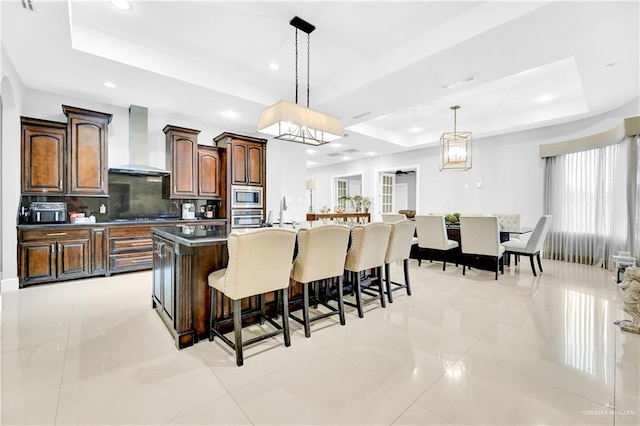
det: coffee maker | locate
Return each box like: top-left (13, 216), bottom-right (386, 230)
top-left (181, 203), bottom-right (195, 220)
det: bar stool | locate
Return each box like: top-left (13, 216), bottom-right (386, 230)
top-left (290, 225), bottom-right (351, 337)
top-left (208, 228), bottom-right (297, 366)
top-left (384, 220), bottom-right (416, 303)
top-left (344, 222), bottom-right (392, 318)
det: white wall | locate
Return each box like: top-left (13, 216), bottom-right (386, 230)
top-left (309, 98), bottom-right (640, 228)
top-left (1, 45), bottom-right (25, 291)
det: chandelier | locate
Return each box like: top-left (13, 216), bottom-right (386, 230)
top-left (439, 105), bottom-right (472, 171)
top-left (257, 16), bottom-right (344, 146)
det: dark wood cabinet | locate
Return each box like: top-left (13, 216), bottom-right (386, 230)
top-left (18, 227), bottom-right (91, 286)
top-left (91, 227), bottom-right (107, 274)
top-left (164, 125), bottom-right (200, 198)
top-left (108, 225), bottom-right (154, 274)
top-left (152, 235), bottom-right (176, 328)
top-left (197, 145), bottom-right (221, 198)
top-left (63, 105), bottom-right (112, 196)
top-left (214, 133), bottom-right (267, 187)
top-left (20, 117), bottom-right (66, 195)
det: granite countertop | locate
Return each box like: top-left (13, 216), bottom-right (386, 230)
top-left (152, 223), bottom-right (231, 247)
top-left (17, 218), bottom-right (227, 229)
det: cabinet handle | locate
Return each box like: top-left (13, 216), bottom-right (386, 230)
top-left (51, 243), bottom-right (56, 253)
top-left (59, 180), bottom-right (63, 189)
top-left (47, 232), bottom-right (67, 236)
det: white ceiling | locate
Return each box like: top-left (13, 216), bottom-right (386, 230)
top-left (3, 1), bottom-right (639, 167)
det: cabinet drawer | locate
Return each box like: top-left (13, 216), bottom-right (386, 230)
top-left (108, 225), bottom-right (153, 239)
top-left (19, 227), bottom-right (90, 242)
top-left (109, 252), bottom-right (153, 273)
top-left (110, 238), bottom-right (153, 253)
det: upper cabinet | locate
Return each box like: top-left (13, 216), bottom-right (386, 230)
top-left (63, 105), bottom-right (112, 196)
top-left (197, 145), bottom-right (222, 198)
top-left (214, 133), bottom-right (267, 187)
top-left (163, 125), bottom-right (199, 199)
top-left (21, 117), bottom-right (66, 195)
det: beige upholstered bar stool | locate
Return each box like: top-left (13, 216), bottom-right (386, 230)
top-left (344, 222), bottom-right (392, 318)
top-left (208, 228), bottom-right (297, 366)
top-left (290, 225), bottom-right (351, 337)
top-left (384, 220), bottom-right (416, 303)
top-left (459, 216), bottom-right (505, 280)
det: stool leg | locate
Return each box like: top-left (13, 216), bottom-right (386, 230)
top-left (385, 262), bottom-right (393, 303)
top-left (353, 271), bottom-right (364, 318)
top-left (209, 287), bottom-right (217, 341)
top-left (313, 281), bottom-right (319, 309)
top-left (281, 289), bottom-right (291, 347)
top-left (233, 299), bottom-right (243, 367)
top-left (404, 259), bottom-right (411, 296)
top-left (337, 275), bottom-right (346, 326)
top-left (377, 266), bottom-right (386, 308)
top-left (536, 253), bottom-right (543, 272)
top-left (302, 282), bottom-right (311, 338)
top-left (259, 294), bottom-right (265, 325)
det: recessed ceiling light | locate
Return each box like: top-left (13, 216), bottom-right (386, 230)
top-left (109, 0), bottom-right (133, 11)
top-left (306, 149), bottom-right (316, 154)
top-left (332, 142), bottom-right (343, 148)
top-left (306, 160), bottom-right (319, 166)
top-left (408, 126), bottom-right (422, 133)
top-left (103, 81), bottom-right (116, 89)
top-left (535, 94), bottom-right (555, 102)
top-left (441, 76), bottom-right (474, 90)
top-left (342, 156), bottom-right (350, 161)
top-left (367, 151), bottom-right (376, 156)
top-left (221, 110), bottom-right (239, 118)
top-left (269, 63), bottom-right (279, 71)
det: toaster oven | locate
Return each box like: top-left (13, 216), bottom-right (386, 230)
top-left (29, 202), bottom-right (67, 223)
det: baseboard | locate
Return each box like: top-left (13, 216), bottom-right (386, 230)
top-left (1, 277), bottom-right (19, 292)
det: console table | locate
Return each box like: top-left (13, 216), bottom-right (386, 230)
top-left (306, 212), bottom-right (370, 224)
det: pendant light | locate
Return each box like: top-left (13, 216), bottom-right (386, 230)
top-left (439, 105), bottom-right (472, 171)
top-left (257, 16), bottom-right (344, 146)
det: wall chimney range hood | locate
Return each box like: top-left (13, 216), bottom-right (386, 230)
top-left (109, 105), bottom-right (170, 176)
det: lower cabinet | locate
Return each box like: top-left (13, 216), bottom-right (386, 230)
top-left (108, 225), bottom-right (154, 274)
top-left (18, 228), bottom-right (91, 286)
top-left (152, 235), bottom-right (176, 327)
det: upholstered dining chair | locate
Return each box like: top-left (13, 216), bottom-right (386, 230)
top-left (384, 220), bottom-right (416, 303)
top-left (381, 213), bottom-right (407, 223)
top-left (415, 215), bottom-right (459, 270)
top-left (344, 222), bottom-right (392, 318)
top-left (459, 216), bottom-right (505, 280)
top-left (493, 213), bottom-right (521, 241)
top-left (290, 225), bottom-right (350, 337)
top-left (208, 228), bottom-right (297, 366)
top-left (502, 215), bottom-right (552, 277)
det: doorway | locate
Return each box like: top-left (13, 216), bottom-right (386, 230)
top-left (376, 166), bottom-right (418, 219)
top-left (331, 172), bottom-right (363, 211)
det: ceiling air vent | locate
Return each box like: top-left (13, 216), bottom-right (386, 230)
top-left (21, 0), bottom-right (34, 11)
top-left (326, 152), bottom-right (342, 157)
top-left (343, 148), bottom-right (360, 153)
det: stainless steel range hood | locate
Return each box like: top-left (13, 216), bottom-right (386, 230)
top-left (109, 105), bottom-right (170, 176)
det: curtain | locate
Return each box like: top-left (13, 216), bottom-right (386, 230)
top-left (544, 138), bottom-right (628, 268)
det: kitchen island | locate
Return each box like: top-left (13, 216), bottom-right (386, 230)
top-left (152, 224), bottom-right (230, 349)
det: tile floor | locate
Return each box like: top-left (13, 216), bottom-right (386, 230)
top-left (1, 259), bottom-right (639, 425)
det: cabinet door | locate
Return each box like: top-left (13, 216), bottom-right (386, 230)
top-left (247, 143), bottom-right (264, 186)
top-left (64, 106), bottom-right (112, 195)
top-left (161, 241), bottom-right (176, 322)
top-left (198, 146), bottom-right (220, 198)
top-left (21, 119), bottom-right (66, 194)
top-left (19, 242), bottom-right (57, 285)
top-left (231, 143), bottom-right (248, 185)
top-left (57, 239), bottom-right (90, 279)
top-left (152, 237), bottom-right (164, 307)
top-left (91, 228), bottom-right (107, 274)
top-left (164, 126), bottom-right (199, 198)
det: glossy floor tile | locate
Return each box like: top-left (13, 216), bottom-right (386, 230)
top-left (1, 259), bottom-right (639, 425)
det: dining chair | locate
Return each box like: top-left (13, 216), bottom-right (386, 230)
top-left (344, 222), bottom-right (392, 318)
top-left (208, 228), bottom-right (297, 366)
top-left (415, 215), bottom-right (459, 270)
top-left (384, 220), bottom-right (416, 303)
top-left (502, 215), bottom-right (552, 276)
top-left (493, 213), bottom-right (521, 231)
top-left (290, 225), bottom-right (350, 337)
top-left (459, 216), bottom-right (505, 280)
top-left (382, 213), bottom-right (407, 223)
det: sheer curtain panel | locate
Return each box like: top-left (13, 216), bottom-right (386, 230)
top-left (544, 139), bottom-right (628, 268)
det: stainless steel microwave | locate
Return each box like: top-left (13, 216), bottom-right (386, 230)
top-left (231, 185), bottom-right (263, 209)
top-left (29, 202), bottom-right (67, 223)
